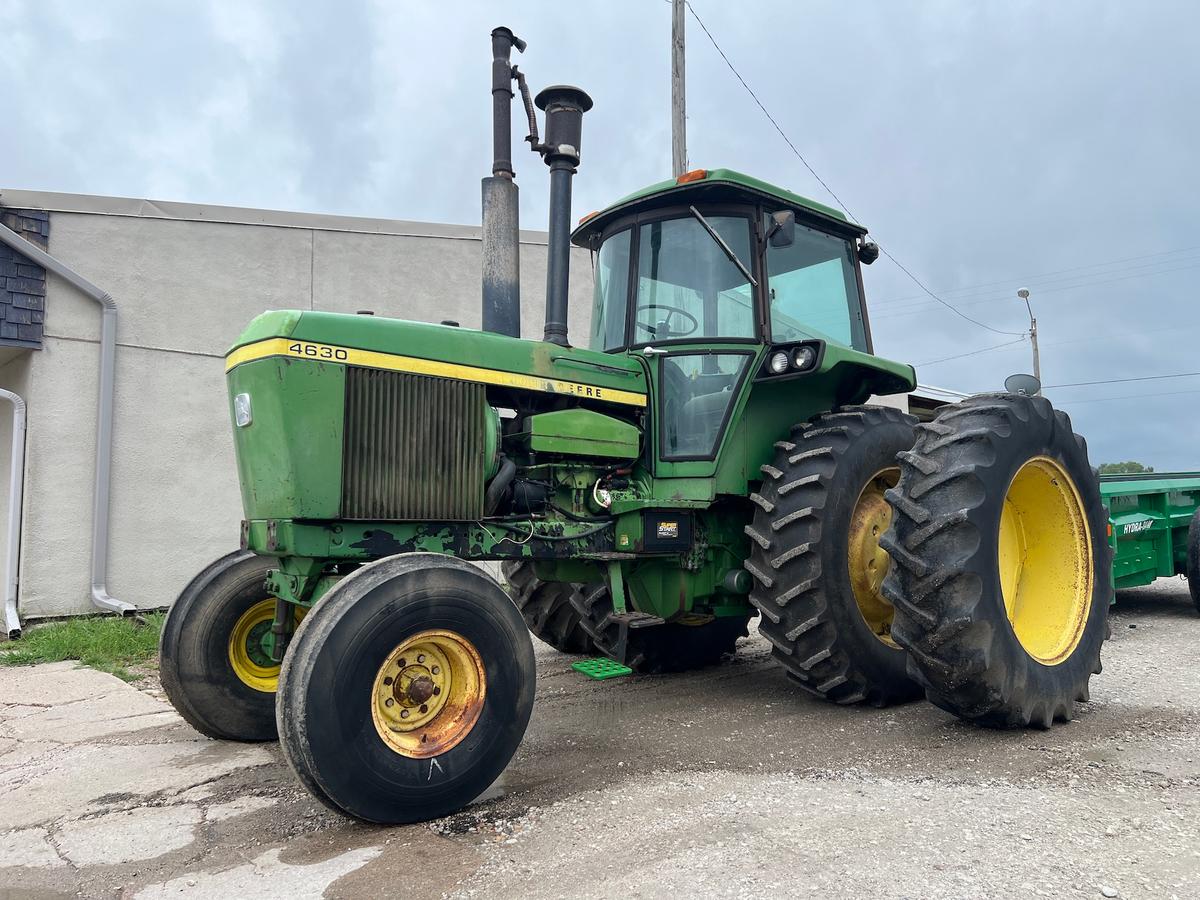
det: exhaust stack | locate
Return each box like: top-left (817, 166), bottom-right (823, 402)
top-left (481, 26), bottom-right (525, 338)
top-left (535, 85), bottom-right (592, 347)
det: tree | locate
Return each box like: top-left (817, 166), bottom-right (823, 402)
top-left (1097, 461), bottom-right (1155, 475)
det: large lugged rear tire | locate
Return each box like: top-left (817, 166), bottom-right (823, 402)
top-left (1186, 510), bottom-right (1200, 615)
top-left (881, 393), bottom-right (1112, 728)
top-left (276, 553), bottom-right (535, 824)
top-left (745, 405), bottom-right (923, 706)
top-left (159, 551), bottom-right (299, 741)
top-left (570, 583), bottom-right (749, 674)
top-left (501, 561), bottom-right (594, 653)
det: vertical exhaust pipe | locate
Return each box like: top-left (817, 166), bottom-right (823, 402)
top-left (481, 26), bottom-right (525, 338)
top-left (535, 86), bottom-right (593, 347)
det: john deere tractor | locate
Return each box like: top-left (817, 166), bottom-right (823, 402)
top-left (160, 28), bottom-right (1111, 824)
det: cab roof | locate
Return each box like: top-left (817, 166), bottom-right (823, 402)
top-left (571, 167), bottom-right (866, 248)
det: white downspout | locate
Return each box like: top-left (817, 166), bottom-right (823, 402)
top-left (0, 389), bottom-right (25, 637)
top-left (0, 222), bottom-right (135, 616)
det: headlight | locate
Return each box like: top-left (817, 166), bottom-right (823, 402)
top-left (234, 393), bottom-right (253, 427)
top-left (768, 351), bottom-right (790, 374)
top-left (792, 346), bottom-right (817, 371)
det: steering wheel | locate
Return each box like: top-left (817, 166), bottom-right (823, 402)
top-left (634, 304), bottom-right (699, 340)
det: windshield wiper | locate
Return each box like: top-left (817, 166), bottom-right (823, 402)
top-left (689, 205), bottom-right (758, 287)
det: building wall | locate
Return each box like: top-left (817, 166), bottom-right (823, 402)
top-left (0, 194), bottom-right (595, 618)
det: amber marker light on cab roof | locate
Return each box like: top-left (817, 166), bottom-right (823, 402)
top-left (578, 210), bottom-right (600, 225)
top-left (676, 169), bottom-right (707, 184)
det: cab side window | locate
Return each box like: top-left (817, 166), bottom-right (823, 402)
top-left (766, 223), bottom-right (867, 350)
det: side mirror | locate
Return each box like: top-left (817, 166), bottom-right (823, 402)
top-left (768, 210), bottom-right (795, 248)
top-left (858, 240), bottom-right (880, 265)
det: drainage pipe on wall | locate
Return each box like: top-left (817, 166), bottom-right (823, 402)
top-left (1, 389), bottom-right (25, 638)
top-left (0, 223), bottom-right (134, 616)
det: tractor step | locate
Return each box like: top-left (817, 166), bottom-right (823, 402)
top-left (572, 658), bottom-right (634, 680)
top-left (608, 612), bottom-right (666, 629)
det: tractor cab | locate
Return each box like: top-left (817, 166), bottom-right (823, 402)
top-left (572, 168), bottom-right (902, 477)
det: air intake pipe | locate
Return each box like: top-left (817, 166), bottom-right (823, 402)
top-left (480, 26), bottom-right (526, 339)
top-left (535, 86), bottom-right (592, 347)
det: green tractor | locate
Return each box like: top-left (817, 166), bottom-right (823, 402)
top-left (159, 28), bottom-right (1111, 824)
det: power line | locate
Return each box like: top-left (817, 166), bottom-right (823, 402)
top-left (1054, 388), bottom-right (1200, 406)
top-left (915, 336), bottom-right (1026, 368)
top-left (871, 258), bottom-right (1200, 320)
top-left (683, 0), bottom-right (1022, 338)
top-left (1043, 371), bottom-right (1200, 389)
top-left (873, 244), bottom-right (1200, 306)
top-left (680, 1), bottom-right (856, 218)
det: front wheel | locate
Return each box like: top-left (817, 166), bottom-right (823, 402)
top-left (276, 553), bottom-right (536, 824)
top-left (159, 551), bottom-right (301, 741)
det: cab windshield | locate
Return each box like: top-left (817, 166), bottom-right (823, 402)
top-left (589, 214), bottom-right (756, 351)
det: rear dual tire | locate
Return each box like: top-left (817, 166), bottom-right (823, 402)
top-left (746, 406), bottom-right (922, 706)
top-left (501, 560), bottom-right (593, 654)
top-left (882, 393), bottom-right (1111, 728)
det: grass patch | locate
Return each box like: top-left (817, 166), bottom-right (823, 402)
top-left (0, 613), bottom-right (165, 681)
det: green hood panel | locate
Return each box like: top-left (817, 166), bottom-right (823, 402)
top-left (228, 310), bottom-right (648, 408)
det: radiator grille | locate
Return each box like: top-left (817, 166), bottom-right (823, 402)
top-left (341, 368), bottom-right (487, 520)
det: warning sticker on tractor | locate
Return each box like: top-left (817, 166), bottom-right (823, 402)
top-left (657, 521), bottom-right (679, 539)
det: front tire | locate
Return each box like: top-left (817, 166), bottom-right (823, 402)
top-left (745, 405), bottom-right (922, 706)
top-left (159, 551), bottom-right (299, 741)
top-left (882, 393), bottom-right (1111, 728)
top-left (276, 553), bottom-right (535, 824)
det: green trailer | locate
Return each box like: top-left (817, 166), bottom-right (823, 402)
top-left (1101, 472), bottom-right (1200, 610)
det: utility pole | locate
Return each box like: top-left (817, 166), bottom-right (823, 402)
top-left (671, 0), bottom-right (687, 177)
top-left (1017, 288), bottom-right (1041, 392)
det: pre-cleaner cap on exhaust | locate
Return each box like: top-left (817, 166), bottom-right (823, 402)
top-left (536, 85), bottom-right (592, 347)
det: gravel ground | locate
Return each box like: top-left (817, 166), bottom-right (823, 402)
top-left (1, 578), bottom-right (1197, 899)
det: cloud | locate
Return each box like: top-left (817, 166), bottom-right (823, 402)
top-left (2, 0), bottom-right (1197, 466)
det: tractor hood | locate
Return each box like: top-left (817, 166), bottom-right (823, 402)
top-left (227, 310), bottom-right (648, 409)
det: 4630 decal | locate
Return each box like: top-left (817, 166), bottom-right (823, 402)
top-left (288, 342), bottom-right (348, 361)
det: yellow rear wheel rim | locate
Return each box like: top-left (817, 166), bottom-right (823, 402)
top-left (228, 598), bottom-right (303, 693)
top-left (848, 467), bottom-right (900, 648)
top-left (371, 629), bottom-right (486, 759)
top-left (998, 456), bottom-right (1093, 665)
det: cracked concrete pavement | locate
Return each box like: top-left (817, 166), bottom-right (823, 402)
top-left (1, 579), bottom-right (1198, 899)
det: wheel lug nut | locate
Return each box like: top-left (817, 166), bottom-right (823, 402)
top-left (433, 686), bottom-right (441, 696)
top-left (384, 698), bottom-right (393, 707)
top-left (419, 704), bottom-right (428, 713)
top-left (417, 654), bottom-right (425, 663)
top-left (400, 708), bottom-right (409, 719)
top-left (383, 676), bottom-right (393, 685)
top-left (431, 666), bottom-right (440, 675)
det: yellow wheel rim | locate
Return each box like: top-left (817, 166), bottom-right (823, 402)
top-left (371, 629), bottom-right (486, 759)
top-left (848, 467), bottom-right (901, 647)
top-left (227, 598), bottom-right (304, 693)
top-left (998, 456), bottom-right (1093, 665)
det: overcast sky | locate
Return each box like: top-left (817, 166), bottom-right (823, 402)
top-left (3, 0), bottom-right (1198, 468)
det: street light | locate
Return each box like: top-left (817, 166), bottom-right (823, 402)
top-left (1017, 288), bottom-right (1040, 393)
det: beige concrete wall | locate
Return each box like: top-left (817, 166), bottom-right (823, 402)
top-left (0, 202), bottom-right (593, 618)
